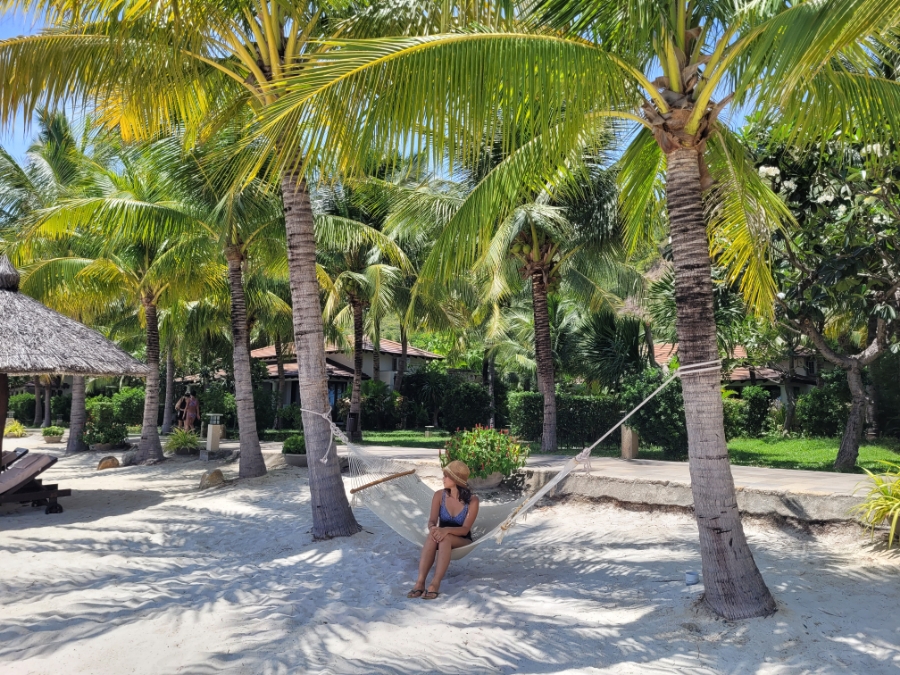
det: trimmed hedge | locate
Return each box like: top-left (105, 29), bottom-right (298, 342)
top-left (260, 429), bottom-right (299, 442)
top-left (620, 369), bottom-right (688, 458)
top-left (508, 392), bottom-right (622, 448)
top-left (795, 387), bottom-right (849, 437)
top-left (8, 393), bottom-right (35, 424)
top-left (442, 381), bottom-right (492, 432)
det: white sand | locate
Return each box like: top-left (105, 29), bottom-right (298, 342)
top-left (1, 437), bottom-right (898, 674)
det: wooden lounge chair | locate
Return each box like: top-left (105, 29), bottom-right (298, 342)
top-left (0, 447), bottom-right (28, 471)
top-left (0, 453), bottom-right (70, 514)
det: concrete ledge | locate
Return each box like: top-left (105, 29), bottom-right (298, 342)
top-left (374, 457), bottom-right (862, 524)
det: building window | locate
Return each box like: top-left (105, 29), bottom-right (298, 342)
top-left (805, 358), bottom-right (815, 375)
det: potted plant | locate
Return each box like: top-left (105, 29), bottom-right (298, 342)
top-left (164, 429), bottom-right (200, 455)
top-left (441, 426), bottom-right (529, 490)
top-left (3, 420), bottom-right (28, 438)
top-left (42, 425), bottom-right (65, 443)
top-left (282, 434), bottom-right (307, 467)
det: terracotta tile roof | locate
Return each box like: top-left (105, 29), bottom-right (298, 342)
top-left (653, 343), bottom-right (748, 362)
top-left (265, 359), bottom-right (362, 380)
top-left (252, 338), bottom-right (443, 361)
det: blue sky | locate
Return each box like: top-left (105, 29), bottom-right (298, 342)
top-left (0, 11), bottom-right (40, 161)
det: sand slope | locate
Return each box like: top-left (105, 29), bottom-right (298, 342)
top-left (0, 444), bottom-right (898, 674)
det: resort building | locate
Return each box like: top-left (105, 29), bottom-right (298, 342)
top-left (251, 339), bottom-right (443, 407)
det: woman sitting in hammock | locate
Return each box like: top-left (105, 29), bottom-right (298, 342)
top-left (407, 460), bottom-right (480, 600)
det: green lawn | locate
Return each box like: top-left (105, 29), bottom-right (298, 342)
top-left (726, 437), bottom-right (900, 473)
top-left (359, 429), bottom-right (900, 473)
top-left (359, 429), bottom-right (452, 449)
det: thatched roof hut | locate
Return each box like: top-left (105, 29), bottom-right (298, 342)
top-left (0, 255), bottom-right (149, 457)
top-left (0, 256), bottom-right (148, 378)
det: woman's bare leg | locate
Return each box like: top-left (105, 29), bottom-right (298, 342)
top-left (428, 535), bottom-right (469, 594)
top-left (414, 537), bottom-right (438, 590)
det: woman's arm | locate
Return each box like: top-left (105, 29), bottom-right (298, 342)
top-left (434, 496), bottom-right (480, 539)
top-left (427, 491), bottom-right (442, 531)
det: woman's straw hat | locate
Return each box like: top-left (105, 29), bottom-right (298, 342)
top-left (443, 460), bottom-right (470, 487)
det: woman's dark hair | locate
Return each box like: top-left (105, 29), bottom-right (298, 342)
top-left (446, 485), bottom-right (473, 504)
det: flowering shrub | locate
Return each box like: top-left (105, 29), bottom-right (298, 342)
top-left (441, 426), bottom-right (528, 479)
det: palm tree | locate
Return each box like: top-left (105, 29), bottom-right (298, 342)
top-left (257, 0), bottom-right (900, 619)
top-left (385, 161), bottom-right (634, 450)
top-left (0, 0), bottom-right (504, 538)
top-left (19, 140), bottom-right (224, 463)
top-left (0, 110), bottom-right (104, 452)
top-left (315, 183), bottom-right (411, 440)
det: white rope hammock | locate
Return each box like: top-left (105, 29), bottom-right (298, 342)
top-left (303, 359), bottom-right (720, 560)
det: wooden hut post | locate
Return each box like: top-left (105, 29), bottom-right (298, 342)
top-left (0, 373), bottom-right (8, 456)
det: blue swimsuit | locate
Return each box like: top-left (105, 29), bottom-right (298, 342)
top-left (439, 491), bottom-right (472, 540)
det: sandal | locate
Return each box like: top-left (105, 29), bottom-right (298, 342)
top-left (406, 588), bottom-right (425, 598)
top-left (422, 590), bottom-right (440, 600)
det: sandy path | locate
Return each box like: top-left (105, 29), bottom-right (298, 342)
top-left (0, 445), bottom-right (897, 674)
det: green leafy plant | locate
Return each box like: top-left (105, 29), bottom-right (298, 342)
top-left (111, 387), bottom-right (145, 425)
top-left (164, 428), bottom-right (200, 453)
top-left (852, 461), bottom-right (900, 548)
top-left (742, 386), bottom-right (772, 438)
top-left (795, 387), bottom-right (849, 437)
top-left (42, 425), bottom-right (65, 437)
top-left (282, 434), bottom-right (306, 454)
top-left (722, 398), bottom-right (748, 440)
top-left (620, 369), bottom-right (688, 459)
top-left (3, 420), bottom-right (27, 438)
top-left (8, 392), bottom-right (35, 423)
top-left (441, 426), bottom-right (528, 479)
top-left (82, 397), bottom-right (127, 446)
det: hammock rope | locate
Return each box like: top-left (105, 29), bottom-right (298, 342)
top-left (300, 359), bottom-right (721, 560)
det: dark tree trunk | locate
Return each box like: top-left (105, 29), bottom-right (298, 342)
top-left (0, 373), bottom-right (9, 455)
top-left (666, 146), bottom-right (775, 620)
top-left (488, 354), bottom-right (496, 428)
top-left (161, 347), bottom-right (175, 435)
top-left (783, 350), bottom-right (797, 435)
top-left (281, 174), bottom-right (359, 538)
top-left (137, 299), bottom-right (164, 462)
top-left (227, 245), bottom-right (267, 478)
top-left (66, 376), bottom-right (88, 453)
top-left (348, 298), bottom-right (364, 442)
top-left (865, 315), bottom-right (878, 438)
top-left (372, 319), bottom-right (381, 387)
top-left (32, 376), bottom-right (42, 427)
top-left (42, 384), bottom-right (51, 427)
top-left (395, 326), bottom-right (408, 393)
top-left (274, 337), bottom-right (286, 429)
top-left (0, 374), bottom-right (7, 457)
top-left (530, 270), bottom-right (557, 452)
top-left (835, 365), bottom-right (867, 471)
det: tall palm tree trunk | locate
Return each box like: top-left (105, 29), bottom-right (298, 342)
top-left (274, 337), bottom-right (285, 429)
top-left (372, 320), bottom-right (381, 386)
top-left (138, 298), bottom-right (164, 462)
top-left (226, 245), bottom-right (267, 478)
top-left (395, 326), bottom-right (408, 393)
top-left (161, 347), bottom-right (175, 434)
top-left (32, 376), bottom-right (42, 427)
top-left (42, 383), bottom-right (51, 427)
top-left (835, 364), bottom-right (867, 471)
top-left (281, 175), bottom-right (359, 538)
top-left (530, 270), bottom-right (557, 452)
top-left (666, 147), bottom-right (775, 619)
top-left (348, 298), bottom-right (364, 442)
top-left (66, 376), bottom-right (88, 453)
